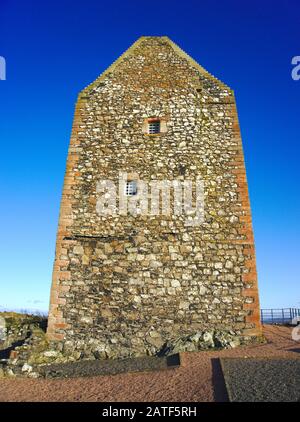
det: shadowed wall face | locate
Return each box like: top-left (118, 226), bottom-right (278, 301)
top-left (47, 37), bottom-right (261, 358)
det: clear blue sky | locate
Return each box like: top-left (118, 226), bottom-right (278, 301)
top-left (0, 0), bottom-right (299, 313)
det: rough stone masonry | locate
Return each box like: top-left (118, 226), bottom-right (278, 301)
top-left (47, 36), bottom-right (262, 358)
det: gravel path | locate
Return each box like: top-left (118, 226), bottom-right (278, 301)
top-left (0, 325), bottom-right (299, 402)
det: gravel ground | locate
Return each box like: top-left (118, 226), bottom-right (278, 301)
top-left (221, 357), bottom-right (300, 402)
top-left (0, 325), bottom-right (299, 402)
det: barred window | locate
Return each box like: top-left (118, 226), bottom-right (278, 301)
top-left (125, 181), bottom-right (137, 196)
top-left (148, 120), bottom-right (160, 134)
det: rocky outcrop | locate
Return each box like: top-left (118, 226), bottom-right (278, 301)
top-left (157, 330), bottom-right (256, 356)
top-left (0, 312), bottom-right (264, 378)
top-left (0, 313), bottom-right (48, 378)
top-left (0, 312), bottom-right (47, 352)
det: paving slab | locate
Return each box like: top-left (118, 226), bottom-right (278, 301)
top-left (38, 354), bottom-right (180, 378)
top-left (221, 357), bottom-right (300, 402)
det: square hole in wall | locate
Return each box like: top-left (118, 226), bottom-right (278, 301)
top-left (125, 180), bottom-right (137, 196)
top-left (148, 120), bottom-right (160, 134)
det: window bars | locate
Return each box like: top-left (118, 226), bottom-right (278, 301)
top-left (148, 120), bottom-right (160, 134)
top-left (125, 181), bottom-right (137, 196)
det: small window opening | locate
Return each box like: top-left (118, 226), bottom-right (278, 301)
top-left (125, 180), bottom-right (137, 196)
top-left (148, 120), bottom-right (160, 134)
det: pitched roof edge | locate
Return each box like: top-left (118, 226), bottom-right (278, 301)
top-left (79, 36), bottom-right (148, 98)
top-left (79, 36), bottom-right (232, 98)
top-left (162, 36), bottom-right (232, 91)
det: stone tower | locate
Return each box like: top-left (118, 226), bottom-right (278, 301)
top-left (47, 37), bottom-right (262, 358)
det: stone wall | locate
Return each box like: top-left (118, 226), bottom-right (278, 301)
top-left (47, 37), bottom-right (261, 358)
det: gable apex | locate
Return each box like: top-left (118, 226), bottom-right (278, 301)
top-left (79, 36), bottom-right (231, 98)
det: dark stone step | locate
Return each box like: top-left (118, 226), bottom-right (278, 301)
top-left (39, 353), bottom-right (180, 378)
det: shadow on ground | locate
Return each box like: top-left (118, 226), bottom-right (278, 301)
top-left (289, 347), bottom-right (300, 354)
top-left (211, 358), bottom-right (229, 402)
top-left (0, 339), bottom-right (26, 360)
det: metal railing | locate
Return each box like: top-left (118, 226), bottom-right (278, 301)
top-left (261, 308), bottom-right (300, 325)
